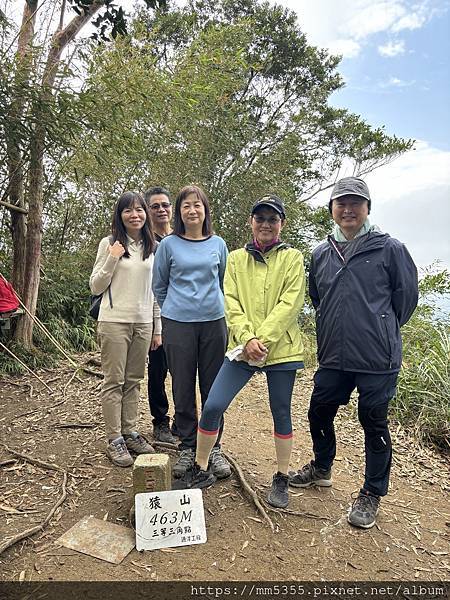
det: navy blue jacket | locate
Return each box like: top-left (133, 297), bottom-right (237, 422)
top-left (309, 231), bottom-right (418, 374)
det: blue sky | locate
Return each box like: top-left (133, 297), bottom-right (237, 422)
top-left (331, 4), bottom-right (450, 150)
top-left (279, 0), bottom-right (450, 271)
top-left (9, 0), bottom-right (449, 270)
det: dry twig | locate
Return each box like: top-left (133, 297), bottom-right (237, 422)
top-left (82, 367), bottom-right (103, 378)
top-left (0, 341), bottom-right (53, 392)
top-left (2, 444), bottom-right (70, 474)
top-left (266, 506), bottom-right (330, 521)
top-left (0, 472), bottom-right (68, 555)
top-left (222, 450), bottom-right (275, 532)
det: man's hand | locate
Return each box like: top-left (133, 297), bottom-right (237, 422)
top-left (109, 240), bottom-right (125, 258)
top-left (244, 338), bottom-right (268, 362)
top-left (150, 334), bottom-right (162, 351)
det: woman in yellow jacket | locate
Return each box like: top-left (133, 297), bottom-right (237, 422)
top-left (175, 195), bottom-right (306, 508)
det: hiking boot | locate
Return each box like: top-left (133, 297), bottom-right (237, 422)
top-left (289, 460), bottom-right (332, 488)
top-left (153, 422), bottom-right (177, 444)
top-left (172, 463), bottom-right (216, 490)
top-left (124, 432), bottom-right (155, 454)
top-left (209, 447), bottom-right (232, 479)
top-left (348, 490), bottom-right (380, 529)
top-left (172, 448), bottom-right (195, 478)
top-left (106, 437), bottom-right (133, 467)
top-left (267, 472), bottom-right (289, 508)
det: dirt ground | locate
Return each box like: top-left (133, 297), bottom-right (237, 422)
top-left (0, 357), bottom-right (449, 586)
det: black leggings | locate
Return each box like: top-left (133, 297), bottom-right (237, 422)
top-left (199, 358), bottom-right (296, 437)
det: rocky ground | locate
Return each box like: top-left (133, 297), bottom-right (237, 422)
top-left (0, 358), bottom-right (449, 588)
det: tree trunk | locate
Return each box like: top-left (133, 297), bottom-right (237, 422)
top-left (7, 152), bottom-right (27, 297)
top-left (6, 0), bottom-right (38, 296)
top-left (14, 129), bottom-right (44, 347)
top-left (12, 0), bottom-right (103, 348)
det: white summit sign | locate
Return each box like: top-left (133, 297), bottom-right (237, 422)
top-left (135, 489), bottom-right (207, 551)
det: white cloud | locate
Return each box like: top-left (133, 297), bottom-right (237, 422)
top-left (309, 143), bottom-right (450, 268)
top-left (365, 142), bottom-right (450, 267)
top-left (280, 1), bottom-right (435, 58)
top-left (327, 39), bottom-right (361, 59)
top-left (380, 76), bottom-right (416, 87)
top-left (391, 11), bottom-right (428, 32)
top-left (378, 40), bottom-right (406, 57)
top-left (345, 2), bottom-right (405, 40)
top-left (365, 141), bottom-right (450, 200)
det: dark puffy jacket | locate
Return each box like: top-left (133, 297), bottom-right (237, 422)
top-left (309, 231), bottom-right (418, 374)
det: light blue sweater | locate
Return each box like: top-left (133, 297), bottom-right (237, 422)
top-left (152, 235), bottom-right (228, 322)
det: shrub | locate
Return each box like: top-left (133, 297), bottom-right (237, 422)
top-left (393, 269), bottom-right (450, 449)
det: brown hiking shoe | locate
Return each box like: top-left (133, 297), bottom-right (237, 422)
top-left (106, 437), bottom-right (133, 467)
top-left (124, 432), bottom-right (155, 454)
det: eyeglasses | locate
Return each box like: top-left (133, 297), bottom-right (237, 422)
top-left (253, 215), bottom-right (281, 225)
top-left (150, 202), bottom-right (171, 210)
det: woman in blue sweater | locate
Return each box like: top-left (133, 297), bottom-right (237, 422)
top-left (152, 185), bottom-right (231, 480)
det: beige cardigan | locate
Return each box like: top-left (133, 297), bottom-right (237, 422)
top-left (89, 236), bottom-right (161, 332)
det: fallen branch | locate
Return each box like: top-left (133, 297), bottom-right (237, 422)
top-left (82, 367), bottom-right (103, 378)
top-left (153, 441), bottom-right (178, 451)
top-left (0, 459), bottom-right (17, 468)
top-left (150, 444), bottom-right (274, 529)
top-left (151, 443), bottom-right (274, 529)
top-left (55, 423), bottom-right (97, 429)
top-left (0, 472), bottom-right (68, 555)
top-left (2, 444), bottom-right (68, 474)
top-left (16, 398), bottom-right (66, 419)
top-left (265, 505), bottom-right (330, 521)
top-left (63, 368), bottom-right (80, 398)
top-left (222, 450), bottom-right (275, 532)
top-left (84, 357), bottom-right (101, 368)
top-left (0, 341), bottom-right (53, 392)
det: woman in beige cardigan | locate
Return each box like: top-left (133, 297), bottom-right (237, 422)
top-left (90, 191), bottom-right (161, 467)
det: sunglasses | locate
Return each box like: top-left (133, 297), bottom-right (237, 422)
top-left (253, 215), bottom-right (281, 225)
top-left (150, 202), bottom-right (171, 210)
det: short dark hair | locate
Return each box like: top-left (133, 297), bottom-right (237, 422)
top-left (144, 186), bottom-right (171, 204)
top-left (111, 191), bottom-right (156, 259)
top-left (173, 185), bottom-right (213, 237)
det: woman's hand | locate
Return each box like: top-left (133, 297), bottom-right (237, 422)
top-left (244, 338), bottom-right (268, 362)
top-left (109, 240), bottom-right (125, 258)
top-left (150, 334), bottom-right (162, 351)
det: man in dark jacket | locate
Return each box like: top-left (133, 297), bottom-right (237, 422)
top-left (144, 186), bottom-right (177, 444)
top-left (289, 176), bottom-right (418, 529)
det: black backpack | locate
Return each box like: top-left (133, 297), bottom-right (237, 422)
top-left (89, 286), bottom-right (113, 319)
top-left (89, 236), bottom-right (114, 319)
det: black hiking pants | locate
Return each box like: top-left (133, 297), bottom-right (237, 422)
top-left (308, 368), bottom-right (398, 497)
top-left (162, 317), bottom-right (227, 450)
top-left (147, 344), bottom-right (170, 426)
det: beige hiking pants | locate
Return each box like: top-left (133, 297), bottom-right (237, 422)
top-left (97, 322), bottom-right (152, 440)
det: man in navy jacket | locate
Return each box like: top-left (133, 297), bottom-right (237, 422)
top-left (290, 177), bottom-right (418, 528)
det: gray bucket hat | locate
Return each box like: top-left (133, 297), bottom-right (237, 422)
top-left (329, 177), bottom-right (371, 213)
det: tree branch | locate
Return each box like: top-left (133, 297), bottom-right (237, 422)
top-left (0, 199), bottom-right (28, 214)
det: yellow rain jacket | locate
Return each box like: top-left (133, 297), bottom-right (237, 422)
top-left (224, 242), bottom-right (306, 366)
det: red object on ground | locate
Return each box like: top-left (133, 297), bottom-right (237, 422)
top-left (0, 278), bottom-right (19, 314)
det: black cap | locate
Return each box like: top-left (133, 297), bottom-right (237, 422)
top-left (251, 195), bottom-right (285, 218)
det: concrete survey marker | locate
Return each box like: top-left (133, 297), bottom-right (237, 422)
top-left (56, 515), bottom-right (135, 564)
top-left (135, 489), bottom-right (207, 551)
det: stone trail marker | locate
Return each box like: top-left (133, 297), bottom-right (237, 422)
top-left (135, 489), bottom-right (207, 551)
